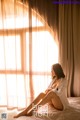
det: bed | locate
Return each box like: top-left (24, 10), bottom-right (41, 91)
top-left (14, 97), bottom-right (80, 120)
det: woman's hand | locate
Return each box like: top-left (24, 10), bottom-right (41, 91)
top-left (45, 88), bottom-right (52, 94)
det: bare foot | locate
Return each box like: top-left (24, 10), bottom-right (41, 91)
top-left (27, 112), bottom-right (33, 116)
top-left (13, 112), bottom-right (32, 118)
top-left (13, 114), bottom-right (26, 118)
top-left (14, 115), bottom-right (20, 118)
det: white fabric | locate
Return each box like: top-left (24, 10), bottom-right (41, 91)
top-left (1, 98), bottom-right (80, 120)
top-left (47, 77), bottom-right (69, 109)
top-left (14, 97), bottom-right (80, 120)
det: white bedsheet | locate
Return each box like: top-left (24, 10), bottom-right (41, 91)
top-left (15, 97), bottom-right (80, 120)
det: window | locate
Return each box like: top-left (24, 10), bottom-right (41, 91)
top-left (0, 36), bottom-right (21, 70)
top-left (0, 0), bottom-right (58, 108)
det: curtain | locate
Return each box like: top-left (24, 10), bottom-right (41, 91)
top-left (28, 0), bottom-right (59, 42)
top-left (59, 4), bottom-right (80, 97)
top-left (0, 0), bottom-right (58, 110)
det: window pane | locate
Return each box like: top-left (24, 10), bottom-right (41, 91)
top-left (32, 31), bottom-right (58, 72)
top-left (32, 14), bottom-right (44, 27)
top-left (0, 75), bottom-right (7, 105)
top-left (0, 1), bottom-right (29, 29)
top-left (0, 1), bottom-right (44, 29)
top-left (0, 36), bottom-right (21, 70)
top-left (26, 33), bottom-right (30, 72)
top-left (6, 74), bottom-right (26, 108)
top-left (32, 75), bottom-right (51, 97)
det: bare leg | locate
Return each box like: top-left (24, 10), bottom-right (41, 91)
top-left (14, 92), bottom-right (45, 118)
top-left (28, 91), bottom-right (63, 115)
top-left (38, 91), bottom-right (63, 110)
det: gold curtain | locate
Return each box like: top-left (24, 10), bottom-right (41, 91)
top-left (59, 4), bottom-right (80, 97)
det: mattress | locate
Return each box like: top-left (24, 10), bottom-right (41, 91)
top-left (14, 97), bottom-right (80, 120)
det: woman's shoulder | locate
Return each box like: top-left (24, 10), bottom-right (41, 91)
top-left (61, 77), bottom-right (67, 81)
top-left (61, 77), bottom-right (68, 85)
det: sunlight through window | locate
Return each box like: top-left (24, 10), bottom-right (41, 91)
top-left (32, 31), bottom-right (58, 72)
top-left (0, 0), bottom-right (59, 108)
top-left (0, 36), bottom-right (21, 70)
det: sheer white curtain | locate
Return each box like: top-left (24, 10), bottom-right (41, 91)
top-left (0, 0), bottom-right (58, 110)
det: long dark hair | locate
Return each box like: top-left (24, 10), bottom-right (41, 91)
top-left (52, 63), bottom-right (65, 79)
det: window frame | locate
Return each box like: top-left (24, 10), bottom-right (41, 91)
top-left (0, 1), bottom-right (56, 76)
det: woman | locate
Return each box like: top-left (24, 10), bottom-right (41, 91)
top-left (14, 63), bottom-right (69, 118)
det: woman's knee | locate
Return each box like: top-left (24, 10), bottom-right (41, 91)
top-left (38, 92), bottom-right (45, 98)
top-left (47, 91), bottom-right (54, 97)
top-left (46, 91), bottom-right (63, 110)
